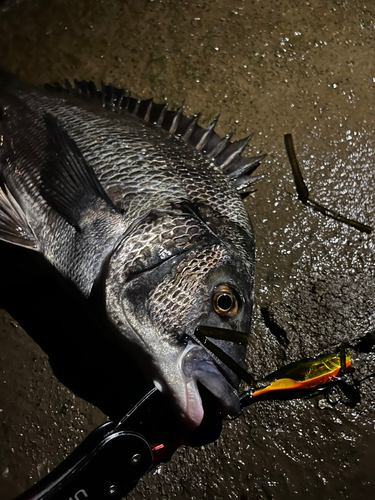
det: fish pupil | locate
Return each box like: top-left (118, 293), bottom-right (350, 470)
top-left (217, 294), bottom-right (232, 311)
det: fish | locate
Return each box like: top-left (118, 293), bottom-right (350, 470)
top-left (0, 67), bottom-right (264, 428)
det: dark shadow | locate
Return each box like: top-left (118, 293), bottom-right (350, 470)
top-left (261, 306), bottom-right (290, 347)
top-left (0, 240), bottom-right (152, 420)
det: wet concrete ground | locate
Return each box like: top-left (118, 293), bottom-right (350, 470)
top-left (0, 0), bottom-right (374, 498)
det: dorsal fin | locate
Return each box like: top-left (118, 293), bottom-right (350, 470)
top-left (45, 80), bottom-right (265, 183)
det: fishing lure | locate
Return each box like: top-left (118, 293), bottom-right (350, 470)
top-left (195, 326), bottom-right (351, 407)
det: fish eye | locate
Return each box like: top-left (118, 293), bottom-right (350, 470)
top-left (212, 285), bottom-right (239, 318)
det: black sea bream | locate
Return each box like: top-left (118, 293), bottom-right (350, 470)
top-left (0, 68), bottom-right (263, 428)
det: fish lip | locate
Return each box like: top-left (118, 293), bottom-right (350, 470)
top-left (181, 344), bottom-right (240, 421)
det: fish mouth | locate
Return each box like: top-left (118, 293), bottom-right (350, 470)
top-left (181, 343), bottom-right (241, 426)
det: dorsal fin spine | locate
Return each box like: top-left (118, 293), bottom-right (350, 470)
top-left (207, 132), bottom-right (234, 160)
top-left (64, 79), bottom-right (73, 93)
top-left (218, 135), bottom-right (253, 171)
top-left (181, 113), bottom-right (200, 141)
top-left (227, 154), bottom-right (267, 180)
top-left (117, 94), bottom-right (125, 112)
top-left (144, 98), bottom-right (153, 122)
top-left (196, 116), bottom-right (219, 151)
top-left (157, 104), bottom-right (168, 126)
top-left (124, 92), bottom-right (131, 111)
top-left (167, 102), bottom-right (184, 134)
top-left (133, 98), bottom-right (141, 116)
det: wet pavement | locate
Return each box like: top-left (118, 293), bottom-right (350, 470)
top-left (0, 0), bottom-right (374, 498)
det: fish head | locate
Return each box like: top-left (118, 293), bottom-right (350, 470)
top-left (104, 214), bottom-right (254, 428)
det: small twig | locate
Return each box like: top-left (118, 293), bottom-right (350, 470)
top-left (284, 133), bottom-right (373, 234)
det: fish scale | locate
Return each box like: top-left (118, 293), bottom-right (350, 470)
top-left (119, 215), bottom-right (206, 278)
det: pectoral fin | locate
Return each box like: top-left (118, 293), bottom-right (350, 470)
top-left (0, 183), bottom-right (39, 250)
top-left (41, 113), bottom-right (120, 231)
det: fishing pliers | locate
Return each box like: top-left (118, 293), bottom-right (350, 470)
top-left (16, 387), bottom-right (186, 500)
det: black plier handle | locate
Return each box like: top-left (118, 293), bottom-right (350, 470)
top-left (16, 426), bottom-right (153, 500)
top-left (16, 388), bottom-right (184, 500)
